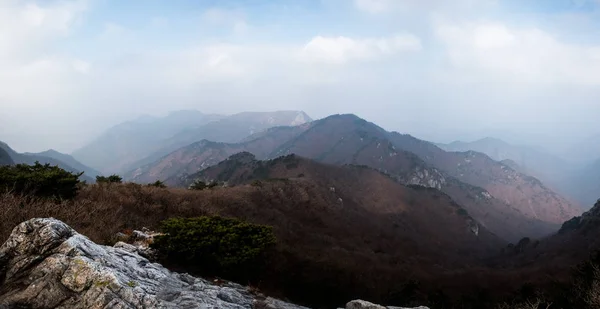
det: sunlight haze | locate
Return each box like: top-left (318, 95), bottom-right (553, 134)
top-left (1, 0), bottom-right (600, 155)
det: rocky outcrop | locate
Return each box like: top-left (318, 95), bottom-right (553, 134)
top-left (344, 299), bottom-right (429, 309)
top-left (559, 199), bottom-right (600, 234)
top-left (0, 218), bottom-right (431, 309)
top-left (0, 218), bottom-right (309, 309)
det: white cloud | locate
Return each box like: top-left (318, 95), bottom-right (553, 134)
top-left (72, 59), bottom-right (91, 74)
top-left (0, 0), bottom-right (86, 64)
top-left (2, 0), bottom-right (600, 155)
top-left (201, 7), bottom-right (249, 35)
top-left (300, 34), bottom-right (422, 64)
top-left (354, 0), bottom-right (497, 15)
top-left (354, 0), bottom-right (393, 14)
top-left (435, 20), bottom-right (600, 85)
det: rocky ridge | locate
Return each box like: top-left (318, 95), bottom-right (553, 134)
top-left (0, 218), bottom-right (427, 309)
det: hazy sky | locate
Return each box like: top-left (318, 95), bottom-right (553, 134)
top-left (2, 0), bottom-right (600, 154)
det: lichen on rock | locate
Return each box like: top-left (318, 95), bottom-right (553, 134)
top-left (0, 218), bottom-right (309, 309)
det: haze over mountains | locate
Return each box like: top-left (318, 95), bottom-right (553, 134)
top-left (2, 109), bottom-right (599, 255)
top-left (439, 137), bottom-right (600, 208)
top-left (0, 141), bottom-right (97, 183)
top-left (71, 111), bottom-right (312, 175)
top-left (35, 110), bottom-right (569, 243)
top-left (4, 108), bottom-right (600, 308)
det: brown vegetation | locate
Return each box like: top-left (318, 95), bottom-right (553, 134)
top-left (135, 114), bottom-right (571, 242)
top-left (0, 179), bottom-right (500, 308)
top-left (1, 179), bottom-right (600, 308)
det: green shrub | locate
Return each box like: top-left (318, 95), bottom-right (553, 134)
top-left (0, 161), bottom-right (82, 200)
top-left (147, 180), bottom-right (166, 188)
top-left (188, 179), bottom-right (220, 190)
top-left (151, 216), bottom-right (276, 281)
top-left (456, 208), bottom-right (469, 216)
top-left (96, 174), bottom-right (122, 184)
top-left (188, 179), bottom-right (207, 190)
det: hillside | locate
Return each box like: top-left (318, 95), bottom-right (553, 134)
top-left (439, 137), bottom-right (570, 181)
top-left (25, 149), bottom-right (101, 178)
top-left (124, 111), bottom-right (313, 173)
top-left (388, 133), bottom-right (582, 224)
top-left (0, 147), bottom-right (13, 165)
top-left (438, 137), bottom-right (581, 205)
top-left (490, 199), bottom-right (600, 284)
top-left (134, 114), bottom-right (564, 241)
top-left (71, 110), bottom-right (225, 174)
top-left (192, 152), bottom-right (504, 255)
top-left (266, 114), bottom-right (570, 239)
top-left (0, 141), bottom-right (94, 183)
top-left (0, 177), bottom-right (503, 308)
top-left (127, 124), bottom-right (310, 184)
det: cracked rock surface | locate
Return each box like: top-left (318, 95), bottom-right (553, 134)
top-left (0, 218), bottom-right (308, 309)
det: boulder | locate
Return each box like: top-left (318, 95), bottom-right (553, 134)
top-left (346, 299), bottom-right (430, 309)
top-left (0, 218), bottom-right (309, 309)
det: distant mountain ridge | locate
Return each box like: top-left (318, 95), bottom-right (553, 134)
top-left (25, 149), bottom-right (101, 178)
top-left (131, 113), bottom-right (575, 242)
top-left (73, 110), bottom-right (312, 175)
top-left (127, 123), bottom-right (310, 184)
top-left (71, 110), bottom-right (226, 175)
top-left (439, 137), bottom-right (571, 182)
top-left (437, 137), bottom-right (586, 208)
top-left (392, 134), bottom-right (581, 224)
top-left (0, 141), bottom-right (94, 183)
top-left (0, 147), bottom-right (13, 165)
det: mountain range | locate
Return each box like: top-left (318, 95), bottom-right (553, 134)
top-left (438, 137), bottom-right (600, 208)
top-left (123, 113), bottom-right (580, 242)
top-left (71, 110), bottom-right (312, 175)
top-left (438, 137), bottom-right (572, 189)
top-left (195, 152), bottom-right (504, 257)
top-left (4, 110), bottom-right (592, 243)
top-left (0, 141), bottom-right (97, 183)
top-left (5, 109), bottom-right (600, 308)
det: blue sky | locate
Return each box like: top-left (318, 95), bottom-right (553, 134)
top-left (2, 0), bottom-right (600, 154)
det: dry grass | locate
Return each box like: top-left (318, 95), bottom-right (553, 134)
top-left (0, 183), bottom-right (218, 245)
top-left (0, 182), bottom-right (598, 309)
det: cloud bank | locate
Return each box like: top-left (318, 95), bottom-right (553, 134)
top-left (1, 0), bottom-right (599, 154)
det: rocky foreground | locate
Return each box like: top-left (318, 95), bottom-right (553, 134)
top-left (0, 218), bottom-right (428, 309)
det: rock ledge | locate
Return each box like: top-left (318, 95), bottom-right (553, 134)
top-left (0, 218), bottom-right (430, 309)
top-left (0, 218), bottom-right (306, 309)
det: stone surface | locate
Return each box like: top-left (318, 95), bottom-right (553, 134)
top-left (0, 218), bottom-right (431, 309)
top-left (346, 300), bottom-right (430, 309)
top-left (0, 218), bottom-right (310, 309)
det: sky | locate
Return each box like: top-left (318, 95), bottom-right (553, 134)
top-left (2, 0), bottom-right (600, 154)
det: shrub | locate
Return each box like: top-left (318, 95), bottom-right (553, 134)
top-left (206, 181), bottom-right (220, 189)
top-left (189, 179), bottom-right (207, 190)
top-left (0, 161), bottom-right (82, 200)
top-left (456, 208), bottom-right (469, 216)
top-left (188, 179), bottom-right (220, 190)
top-left (151, 216), bottom-right (276, 281)
top-left (147, 180), bottom-right (166, 188)
top-left (96, 174), bottom-right (122, 184)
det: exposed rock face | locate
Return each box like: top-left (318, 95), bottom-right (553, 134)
top-left (0, 218), bottom-right (309, 309)
top-left (344, 299), bottom-right (429, 309)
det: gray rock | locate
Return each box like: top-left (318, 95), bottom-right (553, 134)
top-left (347, 300), bottom-right (386, 309)
top-left (346, 300), bottom-right (430, 309)
top-left (0, 218), bottom-right (310, 309)
top-left (131, 230), bottom-right (151, 241)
